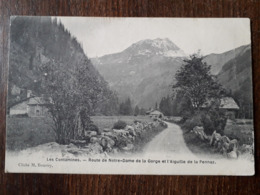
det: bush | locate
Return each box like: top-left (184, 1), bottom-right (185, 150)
top-left (182, 114), bottom-right (202, 131)
top-left (113, 120), bottom-right (127, 130)
top-left (201, 109), bottom-right (227, 135)
top-left (88, 123), bottom-right (99, 132)
top-left (201, 115), bottom-right (215, 135)
top-left (115, 136), bottom-right (130, 149)
top-left (134, 119), bottom-right (141, 124)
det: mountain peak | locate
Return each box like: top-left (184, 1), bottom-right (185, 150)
top-left (125, 38), bottom-right (186, 57)
top-left (134, 38), bottom-right (180, 50)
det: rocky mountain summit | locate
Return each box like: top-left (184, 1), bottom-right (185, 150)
top-left (123, 38), bottom-right (186, 57)
top-left (91, 38), bottom-right (186, 108)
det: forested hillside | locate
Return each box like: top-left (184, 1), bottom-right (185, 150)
top-left (8, 16), bottom-right (118, 115)
top-left (217, 45), bottom-right (253, 118)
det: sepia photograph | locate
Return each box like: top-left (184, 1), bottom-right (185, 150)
top-left (5, 16), bottom-right (254, 175)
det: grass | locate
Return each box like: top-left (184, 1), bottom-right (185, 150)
top-left (91, 115), bottom-right (152, 131)
top-left (6, 115), bottom-right (153, 151)
top-left (6, 117), bottom-right (55, 151)
top-left (224, 119), bottom-right (254, 145)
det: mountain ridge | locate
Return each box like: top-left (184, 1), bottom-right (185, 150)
top-left (91, 38), bottom-right (252, 109)
top-left (91, 38), bottom-right (187, 108)
top-left (203, 44), bottom-right (250, 75)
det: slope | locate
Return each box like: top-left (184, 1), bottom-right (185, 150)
top-left (217, 45), bottom-right (253, 108)
top-left (204, 44), bottom-right (251, 75)
top-left (92, 38), bottom-right (186, 109)
top-left (8, 16), bottom-right (118, 115)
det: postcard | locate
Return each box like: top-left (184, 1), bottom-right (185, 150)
top-left (5, 16), bottom-right (254, 175)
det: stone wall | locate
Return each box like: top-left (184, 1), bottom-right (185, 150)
top-left (66, 119), bottom-right (168, 157)
top-left (191, 126), bottom-right (254, 161)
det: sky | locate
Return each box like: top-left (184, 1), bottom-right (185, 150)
top-left (58, 17), bottom-right (251, 58)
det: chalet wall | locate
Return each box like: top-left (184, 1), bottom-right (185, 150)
top-left (9, 102), bottom-right (27, 115)
top-left (28, 105), bottom-right (48, 117)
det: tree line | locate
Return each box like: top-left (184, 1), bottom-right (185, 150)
top-left (119, 98), bottom-right (146, 116)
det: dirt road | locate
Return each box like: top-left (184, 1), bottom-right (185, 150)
top-left (143, 122), bottom-right (196, 158)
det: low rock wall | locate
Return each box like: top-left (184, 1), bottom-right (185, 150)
top-left (191, 126), bottom-right (254, 161)
top-left (68, 119), bottom-right (168, 156)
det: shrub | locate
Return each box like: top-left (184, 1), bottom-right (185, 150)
top-left (134, 119), bottom-right (141, 124)
top-left (201, 115), bottom-right (215, 135)
top-left (113, 120), bottom-right (127, 130)
top-left (201, 109), bottom-right (227, 135)
top-left (115, 136), bottom-right (129, 149)
top-left (182, 114), bottom-right (202, 131)
top-left (88, 123), bottom-right (99, 132)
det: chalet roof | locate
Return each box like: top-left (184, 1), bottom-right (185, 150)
top-left (146, 109), bottom-right (154, 114)
top-left (10, 101), bottom-right (27, 110)
top-left (27, 97), bottom-right (49, 105)
top-left (219, 97), bottom-right (239, 110)
top-left (201, 97), bottom-right (239, 110)
top-left (150, 110), bottom-right (163, 115)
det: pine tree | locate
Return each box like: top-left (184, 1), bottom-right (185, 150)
top-left (134, 105), bottom-right (140, 116)
top-left (155, 102), bottom-right (158, 110)
top-left (119, 98), bottom-right (133, 115)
